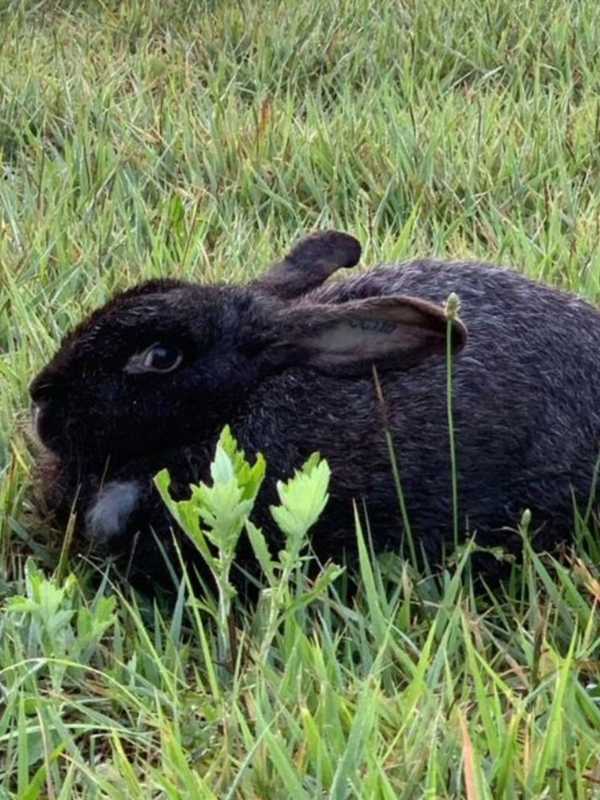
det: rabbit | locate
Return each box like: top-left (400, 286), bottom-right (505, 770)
top-left (29, 230), bottom-right (600, 584)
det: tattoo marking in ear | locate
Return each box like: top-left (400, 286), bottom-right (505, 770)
top-left (348, 319), bottom-right (397, 334)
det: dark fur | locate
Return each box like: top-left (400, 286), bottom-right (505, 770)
top-left (30, 232), bottom-right (600, 584)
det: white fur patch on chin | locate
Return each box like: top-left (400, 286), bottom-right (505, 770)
top-left (85, 481), bottom-right (140, 545)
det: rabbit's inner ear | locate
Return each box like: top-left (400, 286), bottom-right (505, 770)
top-left (301, 320), bottom-right (429, 364)
top-left (276, 295), bottom-right (466, 375)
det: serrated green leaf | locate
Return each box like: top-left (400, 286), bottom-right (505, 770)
top-left (270, 456), bottom-right (330, 546)
top-left (246, 521), bottom-right (275, 582)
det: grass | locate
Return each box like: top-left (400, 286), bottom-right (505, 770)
top-left (2, 0), bottom-right (600, 795)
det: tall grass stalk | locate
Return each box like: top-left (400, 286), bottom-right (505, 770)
top-left (372, 366), bottom-right (418, 570)
top-left (445, 292), bottom-right (461, 549)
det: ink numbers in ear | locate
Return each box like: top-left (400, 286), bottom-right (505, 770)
top-left (348, 319), bottom-right (397, 334)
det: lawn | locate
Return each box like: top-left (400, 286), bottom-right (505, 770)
top-left (2, 0), bottom-right (600, 796)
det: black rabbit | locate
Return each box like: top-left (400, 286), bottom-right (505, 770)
top-left (30, 231), bottom-right (600, 582)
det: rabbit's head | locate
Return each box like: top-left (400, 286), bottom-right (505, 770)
top-left (29, 231), bottom-right (363, 472)
top-left (30, 280), bottom-right (271, 469)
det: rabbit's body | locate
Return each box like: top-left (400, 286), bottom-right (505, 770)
top-left (30, 233), bottom-right (600, 579)
top-left (244, 261), bottom-right (600, 559)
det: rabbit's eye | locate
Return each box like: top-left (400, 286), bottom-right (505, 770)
top-left (125, 344), bottom-right (183, 374)
top-left (143, 344), bottom-right (182, 372)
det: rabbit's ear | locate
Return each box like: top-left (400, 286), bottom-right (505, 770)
top-left (253, 231), bottom-right (361, 300)
top-left (267, 295), bottom-right (466, 376)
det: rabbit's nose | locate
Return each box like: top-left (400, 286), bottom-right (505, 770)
top-left (29, 372), bottom-right (66, 448)
top-left (31, 401), bottom-right (45, 443)
top-left (30, 385), bottom-right (52, 406)
top-left (29, 371), bottom-right (64, 405)
top-left (31, 397), bottom-right (48, 441)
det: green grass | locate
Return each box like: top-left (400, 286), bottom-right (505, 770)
top-left (3, 0), bottom-right (600, 795)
